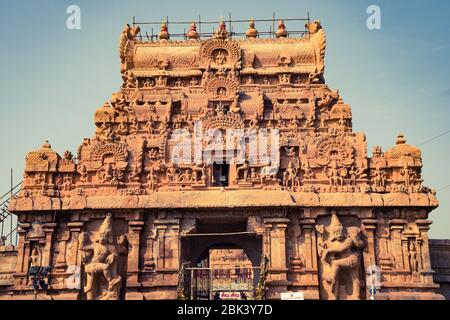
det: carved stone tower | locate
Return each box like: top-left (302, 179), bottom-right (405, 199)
top-left (0, 18), bottom-right (443, 300)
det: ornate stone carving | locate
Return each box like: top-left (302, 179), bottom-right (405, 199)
top-left (316, 213), bottom-right (366, 300)
top-left (199, 38), bottom-right (241, 68)
top-left (6, 16), bottom-right (443, 302)
top-left (79, 214), bottom-right (127, 300)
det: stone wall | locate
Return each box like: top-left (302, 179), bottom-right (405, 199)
top-left (0, 246), bottom-right (17, 290)
top-left (430, 240), bottom-right (450, 299)
top-left (1, 237), bottom-right (450, 300)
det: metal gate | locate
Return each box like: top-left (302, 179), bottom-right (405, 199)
top-left (186, 267), bottom-right (259, 300)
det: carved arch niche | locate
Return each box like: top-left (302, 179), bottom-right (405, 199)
top-left (91, 142), bottom-right (129, 170)
top-left (206, 77), bottom-right (239, 100)
top-left (199, 39), bottom-right (241, 69)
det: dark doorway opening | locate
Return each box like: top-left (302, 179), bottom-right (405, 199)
top-left (180, 219), bottom-right (262, 300)
top-left (213, 163), bottom-right (229, 187)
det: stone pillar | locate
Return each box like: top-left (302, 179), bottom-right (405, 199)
top-left (41, 223), bottom-right (57, 267)
top-left (416, 220), bottom-right (433, 274)
top-left (155, 224), bottom-right (167, 270)
top-left (66, 222), bottom-right (84, 268)
top-left (362, 219), bottom-right (378, 270)
top-left (362, 219), bottom-right (378, 300)
top-left (13, 223), bottom-right (31, 287)
top-left (127, 220), bottom-right (144, 286)
top-left (54, 230), bottom-right (70, 273)
top-left (389, 219), bottom-right (406, 270)
top-left (263, 218), bottom-right (290, 299)
top-left (299, 219), bottom-right (317, 271)
top-left (143, 218), bottom-right (180, 300)
top-left (299, 218), bottom-right (320, 300)
top-left (154, 219), bottom-right (180, 271)
top-left (66, 222), bottom-right (84, 292)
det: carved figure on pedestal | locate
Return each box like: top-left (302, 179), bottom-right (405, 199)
top-left (408, 241), bottom-right (419, 273)
top-left (78, 164), bottom-right (88, 183)
top-left (400, 159), bottom-right (415, 187)
top-left (283, 161), bottom-right (297, 190)
top-left (29, 246), bottom-right (42, 268)
top-left (302, 159), bottom-right (314, 180)
top-left (316, 213), bottom-right (366, 300)
top-left (192, 163), bottom-right (207, 184)
top-left (325, 160), bottom-right (345, 187)
top-left (79, 214), bottom-right (127, 300)
top-left (372, 167), bottom-right (386, 189)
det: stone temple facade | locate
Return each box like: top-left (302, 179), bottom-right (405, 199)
top-left (0, 19), bottom-right (446, 300)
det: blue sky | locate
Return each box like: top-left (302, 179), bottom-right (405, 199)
top-left (0, 0), bottom-right (449, 238)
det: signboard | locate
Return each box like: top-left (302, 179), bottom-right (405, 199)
top-left (280, 292), bottom-right (305, 300)
top-left (219, 292), bottom-right (242, 300)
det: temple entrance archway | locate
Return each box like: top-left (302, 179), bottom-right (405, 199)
top-left (181, 219), bottom-right (262, 300)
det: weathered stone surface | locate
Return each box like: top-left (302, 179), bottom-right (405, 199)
top-left (0, 19), bottom-right (445, 300)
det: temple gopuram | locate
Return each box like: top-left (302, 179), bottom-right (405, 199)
top-left (0, 17), bottom-right (448, 300)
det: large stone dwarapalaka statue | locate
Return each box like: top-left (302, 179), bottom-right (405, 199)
top-left (79, 214), bottom-right (127, 300)
top-left (316, 213), bottom-right (366, 300)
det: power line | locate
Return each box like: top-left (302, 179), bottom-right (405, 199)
top-left (418, 130), bottom-right (450, 147)
top-left (438, 185), bottom-right (450, 192)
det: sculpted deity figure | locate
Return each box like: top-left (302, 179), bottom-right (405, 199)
top-left (144, 116), bottom-right (155, 135)
top-left (373, 167), bottom-right (386, 188)
top-left (249, 113), bottom-right (260, 130)
top-left (201, 65), bottom-right (212, 86)
top-left (302, 159), bottom-right (314, 180)
top-left (79, 164), bottom-right (88, 183)
top-left (189, 77), bottom-right (199, 86)
top-left (283, 161), bottom-right (297, 190)
top-left (62, 175), bottom-right (73, 191)
top-left (214, 49), bottom-right (227, 65)
top-left (325, 160), bottom-right (344, 187)
top-left (192, 162), bottom-right (207, 184)
top-left (29, 246), bottom-right (42, 268)
top-left (122, 70), bottom-right (137, 89)
top-left (316, 213), bottom-right (366, 300)
top-left (79, 214), bottom-right (127, 300)
top-left (213, 21), bottom-right (229, 39)
top-left (130, 116), bottom-right (139, 133)
top-left (166, 163), bottom-right (180, 183)
top-left (349, 166), bottom-right (367, 187)
top-left (280, 74), bottom-right (290, 84)
top-left (143, 78), bottom-right (155, 88)
top-left (217, 87), bottom-right (227, 97)
top-left (146, 161), bottom-right (164, 191)
top-left (408, 241), bottom-right (419, 273)
top-left (338, 115), bottom-right (347, 131)
top-left (290, 116), bottom-right (300, 132)
top-left (156, 76), bottom-right (166, 87)
top-left (400, 159), bottom-right (415, 187)
top-left (117, 119), bottom-right (129, 136)
top-left (99, 162), bottom-right (114, 184)
top-left (230, 96), bottom-right (241, 114)
top-left (175, 78), bottom-right (184, 87)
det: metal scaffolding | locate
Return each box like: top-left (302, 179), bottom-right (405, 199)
top-left (0, 169), bottom-right (21, 247)
top-left (131, 12), bottom-right (311, 41)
